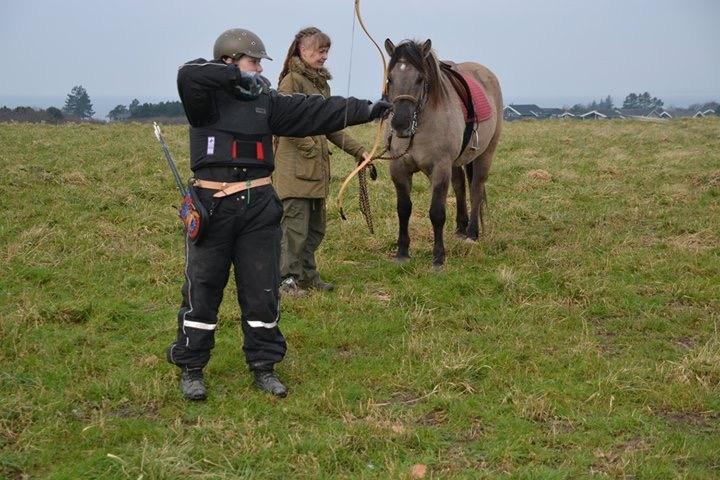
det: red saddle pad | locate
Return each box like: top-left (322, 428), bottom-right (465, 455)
top-left (458, 73), bottom-right (493, 123)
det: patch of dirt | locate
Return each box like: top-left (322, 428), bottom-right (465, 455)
top-left (591, 436), bottom-right (649, 477)
top-left (136, 355), bottom-right (160, 367)
top-left (549, 419), bottom-right (575, 435)
top-left (674, 336), bottom-right (697, 349)
top-left (417, 408), bottom-right (448, 426)
top-left (461, 418), bottom-right (486, 442)
top-left (39, 305), bottom-right (92, 324)
top-left (372, 291), bottom-right (392, 304)
top-left (1, 464), bottom-right (27, 480)
top-left (661, 411), bottom-right (720, 429)
top-left (691, 170), bottom-right (720, 188)
top-left (597, 331), bottom-right (621, 355)
top-left (526, 169), bottom-right (552, 181)
top-left (335, 343), bottom-right (355, 359)
top-left (668, 230), bottom-right (716, 253)
top-left (598, 164), bottom-right (621, 177)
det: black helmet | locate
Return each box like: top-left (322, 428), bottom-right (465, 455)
top-left (213, 28), bottom-right (272, 61)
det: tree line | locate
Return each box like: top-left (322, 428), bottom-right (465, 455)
top-left (0, 85), bottom-right (96, 123)
top-left (568, 92), bottom-right (666, 114)
top-left (0, 85), bottom-right (185, 123)
top-left (107, 99), bottom-right (184, 121)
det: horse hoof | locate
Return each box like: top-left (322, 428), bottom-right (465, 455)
top-left (454, 231), bottom-right (467, 239)
top-left (432, 263), bottom-right (444, 271)
top-left (464, 237), bottom-right (478, 244)
top-left (394, 256), bottom-right (411, 263)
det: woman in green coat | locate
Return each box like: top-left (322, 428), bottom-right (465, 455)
top-left (274, 27), bottom-right (370, 295)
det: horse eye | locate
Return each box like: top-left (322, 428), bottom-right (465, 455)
top-left (415, 77), bottom-right (423, 85)
top-left (387, 77), bottom-right (393, 85)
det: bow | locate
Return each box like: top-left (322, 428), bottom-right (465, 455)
top-left (337, 0), bottom-right (390, 220)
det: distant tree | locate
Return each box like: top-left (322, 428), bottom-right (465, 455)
top-left (568, 96), bottom-right (613, 114)
top-left (107, 104), bottom-right (129, 121)
top-left (128, 99), bottom-right (140, 115)
top-left (622, 93), bottom-right (638, 109)
top-left (623, 92), bottom-right (663, 110)
top-left (599, 95), bottom-right (614, 110)
top-left (570, 103), bottom-right (586, 114)
top-left (46, 107), bottom-right (64, 122)
top-left (0, 106), bottom-right (66, 123)
top-left (63, 85), bottom-right (95, 119)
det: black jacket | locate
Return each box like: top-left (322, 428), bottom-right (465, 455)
top-left (177, 59), bottom-right (373, 173)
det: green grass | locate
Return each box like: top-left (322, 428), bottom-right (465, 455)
top-left (1, 118), bottom-right (719, 479)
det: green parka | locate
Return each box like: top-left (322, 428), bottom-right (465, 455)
top-left (273, 56), bottom-right (366, 199)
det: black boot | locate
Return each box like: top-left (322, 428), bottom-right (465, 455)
top-left (181, 367), bottom-right (207, 401)
top-left (253, 370), bottom-right (288, 397)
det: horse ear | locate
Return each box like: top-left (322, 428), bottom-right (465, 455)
top-left (421, 39), bottom-right (432, 58)
top-left (385, 38), bottom-right (395, 57)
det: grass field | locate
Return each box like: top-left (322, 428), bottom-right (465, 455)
top-left (1, 118), bottom-right (719, 479)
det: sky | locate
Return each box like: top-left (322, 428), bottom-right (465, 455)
top-left (1, 0), bottom-right (718, 118)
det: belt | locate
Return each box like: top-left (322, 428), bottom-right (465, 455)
top-left (193, 176), bottom-right (272, 198)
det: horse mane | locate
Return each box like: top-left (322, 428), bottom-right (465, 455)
top-left (388, 40), bottom-right (447, 107)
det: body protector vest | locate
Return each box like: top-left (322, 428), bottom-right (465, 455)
top-left (189, 89), bottom-right (274, 172)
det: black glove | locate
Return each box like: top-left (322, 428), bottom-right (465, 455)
top-left (234, 71), bottom-right (263, 100)
top-left (368, 99), bottom-right (392, 120)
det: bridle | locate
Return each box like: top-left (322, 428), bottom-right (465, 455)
top-left (389, 78), bottom-right (429, 137)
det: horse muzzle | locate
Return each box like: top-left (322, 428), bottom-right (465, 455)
top-left (390, 109), bottom-right (418, 138)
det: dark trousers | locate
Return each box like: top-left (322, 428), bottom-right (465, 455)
top-left (280, 198), bottom-right (326, 285)
top-left (166, 184), bottom-right (287, 371)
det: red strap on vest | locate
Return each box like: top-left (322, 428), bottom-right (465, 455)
top-left (256, 141), bottom-right (264, 161)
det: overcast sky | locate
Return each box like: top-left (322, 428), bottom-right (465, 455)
top-left (1, 0), bottom-right (718, 117)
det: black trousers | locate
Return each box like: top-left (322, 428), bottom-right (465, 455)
top-left (166, 182), bottom-right (287, 371)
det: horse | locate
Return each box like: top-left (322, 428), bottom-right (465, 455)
top-left (382, 38), bottom-right (503, 267)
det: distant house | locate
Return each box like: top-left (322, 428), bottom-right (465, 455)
top-left (500, 103), bottom-right (716, 122)
top-left (615, 108), bottom-right (658, 118)
top-left (539, 108), bottom-right (564, 119)
top-left (693, 109), bottom-right (717, 118)
top-left (504, 104), bottom-right (543, 121)
top-left (668, 109), bottom-right (694, 118)
top-left (580, 109), bottom-right (624, 120)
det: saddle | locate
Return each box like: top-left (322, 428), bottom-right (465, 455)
top-left (440, 60), bottom-right (493, 152)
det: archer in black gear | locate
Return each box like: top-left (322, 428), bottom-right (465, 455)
top-left (165, 28), bottom-right (390, 400)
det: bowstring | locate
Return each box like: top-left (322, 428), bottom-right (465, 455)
top-left (342, 0), bottom-right (357, 154)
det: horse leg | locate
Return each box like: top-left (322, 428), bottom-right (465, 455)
top-left (430, 166), bottom-right (451, 267)
top-left (391, 164), bottom-right (413, 261)
top-left (451, 166), bottom-right (468, 237)
top-left (467, 142), bottom-right (497, 240)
